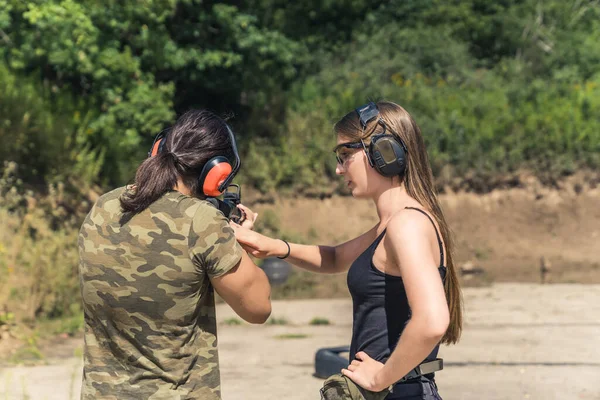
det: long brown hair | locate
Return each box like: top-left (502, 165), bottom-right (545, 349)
top-left (334, 100), bottom-right (462, 344)
top-left (120, 109), bottom-right (234, 216)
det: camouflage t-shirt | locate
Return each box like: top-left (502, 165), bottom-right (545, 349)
top-left (78, 187), bottom-right (243, 399)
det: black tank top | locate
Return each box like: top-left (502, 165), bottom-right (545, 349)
top-left (347, 207), bottom-right (447, 385)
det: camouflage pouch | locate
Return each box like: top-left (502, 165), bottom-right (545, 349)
top-left (320, 373), bottom-right (391, 400)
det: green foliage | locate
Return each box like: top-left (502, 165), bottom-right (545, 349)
top-left (3, 0), bottom-right (600, 192)
top-left (1, 0), bottom-right (305, 184)
top-left (0, 162), bottom-right (83, 322)
top-left (266, 316), bottom-right (288, 325)
top-left (36, 307), bottom-right (84, 336)
top-left (309, 317), bottom-right (330, 326)
top-left (245, 4), bottom-right (600, 191)
top-left (273, 333), bottom-right (309, 339)
top-left (9, 342), bottom-right (44, 364)
top-left (0, 63), bottom-right (103, 187)
top-left (247, 0), bottom-right (384, 53)
top-left (221, 317), bottom-right (242, 326)
top-left (8, 331), bottom-right (44, 365)
top-left (0, 311), bottom-right (15, 325)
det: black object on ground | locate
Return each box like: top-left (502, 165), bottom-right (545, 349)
top-left (261, 257), bottom-right (291, 285)
top-left (314, 346), bottom-right (350, 379)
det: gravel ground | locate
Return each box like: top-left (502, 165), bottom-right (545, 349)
top-left (1, 283), bottom-right (599, 400)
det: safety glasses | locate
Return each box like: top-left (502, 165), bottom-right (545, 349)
top-left (333, 142), bottom-right (366, 166)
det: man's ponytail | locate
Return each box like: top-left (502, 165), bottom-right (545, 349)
top-left (120, 152), bottom-right (179, 215)
top-left (119, 109), bottom-right (234, 219)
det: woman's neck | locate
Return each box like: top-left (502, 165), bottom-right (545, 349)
top-left (373, 184), bottom-right (413, 226)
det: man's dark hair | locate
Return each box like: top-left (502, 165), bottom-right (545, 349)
top-left (120, 109), bottom-right (234, 216)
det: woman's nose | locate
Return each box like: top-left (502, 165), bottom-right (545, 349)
top-left (335, 162), bottom-right (345, 175)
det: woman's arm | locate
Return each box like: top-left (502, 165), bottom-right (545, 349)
top-left (342, 210), bottom-right (449, 391)
top-left (231, 223), bottom-right (378, 274)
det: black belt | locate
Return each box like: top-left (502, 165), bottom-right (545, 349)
top-left (397, 358), bottom-right (443, 383)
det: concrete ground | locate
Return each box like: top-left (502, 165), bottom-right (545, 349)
top-left (1, 283), bottom-right (599, 400)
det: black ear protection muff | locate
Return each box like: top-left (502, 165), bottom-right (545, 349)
top-left (148, 123), bottom-right (241, 197)
top-left (355, 102), bottom-right (408, 177)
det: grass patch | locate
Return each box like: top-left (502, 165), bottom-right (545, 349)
top-left (0, 311), bottom-right (15, 325)
top-left (274, 333), bottom-right (310, 340)
top-left (73, 346), bottom-right (83, 358)
top-left (36, 310), bottom-right (84, 338)
top-left (9, 345), bottom-right (44, 364)
top-left (474, 247), bottom-right (490, 260)
top-left (221, 317), bottom-right (243, 326)
top-left (266, 316), bottom-right (289, 325)
top-left (8, 333), bottom-right (44, 365)
top-left (309, 317), bottom-right (331, 326)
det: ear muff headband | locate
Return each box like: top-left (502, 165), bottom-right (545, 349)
top-left (355, 102), bottom-right (408, 177)
top-left (217, 125), bottom-right (240, 192)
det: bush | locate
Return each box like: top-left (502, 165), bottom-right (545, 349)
top-left (0, 162), bottom-right (83, 323)
top-left (242, 23), bottom-right (600, 193)
top-left (0, 62), bottom-right (103, 189)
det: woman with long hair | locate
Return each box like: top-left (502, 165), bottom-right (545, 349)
top-left (78, 109), bottom-right (271, 399)
top-left (233, 101), bottom-right (462, 399)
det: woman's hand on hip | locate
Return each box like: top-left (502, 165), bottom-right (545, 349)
top-left (341, 351), bottom-right (387, 392)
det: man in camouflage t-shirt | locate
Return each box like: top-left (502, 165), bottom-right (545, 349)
top-left (78, 187), bottom-right (243, 399)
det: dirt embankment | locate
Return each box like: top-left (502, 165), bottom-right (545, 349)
top-left (249, 172), bottom-right (600, 288)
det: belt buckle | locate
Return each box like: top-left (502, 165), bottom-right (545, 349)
top-left (398, 366), bottom-right (420, 383)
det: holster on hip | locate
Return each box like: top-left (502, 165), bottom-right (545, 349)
top-left (319, 374), bottom-right (391, 400)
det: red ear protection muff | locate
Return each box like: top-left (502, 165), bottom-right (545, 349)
top-left (355, 102), bottom-right (408, 177)
top-left (149, 139), bottom-right (162, 157)
top-left (148, 129), bottom-right (169, 158)
top-left (199, 156), bottom-right (233, 197)
top-left (197, 125), bottom-right (240, 197)
top-left (149, 123), bottom-right (241, 197)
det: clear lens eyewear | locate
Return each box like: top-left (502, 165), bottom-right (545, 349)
top-left (333, 142), bottom-right (364, 165)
